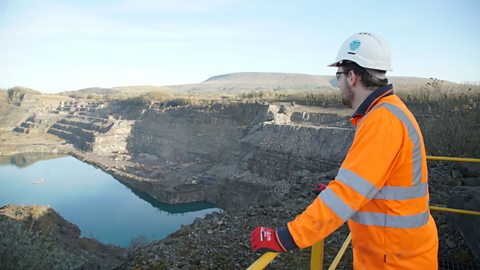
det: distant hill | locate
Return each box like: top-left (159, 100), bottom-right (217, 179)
top-left (54, 72), bottom-right (454, 97)
top-left (202, 72), bottom-right (333, 89)
top-left (60, 85), bottom-right (173, 98)
top-left (165, 72), bottom-right (444, 93)
top-left (165, 72), bottom-right (335, 94)
top-left (63, 87), bottom-right (118, 95)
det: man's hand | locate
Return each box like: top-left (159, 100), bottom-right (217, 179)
top-left (314, 183), bottom-right (327, 195)
top-left (250, 226), bottom-right (286, 254)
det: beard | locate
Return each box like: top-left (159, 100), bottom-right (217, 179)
top-left (341, 84), bottom-right (354, 108)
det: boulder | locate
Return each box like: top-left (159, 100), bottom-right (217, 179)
top-left (453, 163), bottom-right (480, 178)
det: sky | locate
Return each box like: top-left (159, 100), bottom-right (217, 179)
top-left (1, 0), bottom-right (479, 93)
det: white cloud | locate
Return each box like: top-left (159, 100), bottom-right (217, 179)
top-left (0, 0), bottom-right (279, 48)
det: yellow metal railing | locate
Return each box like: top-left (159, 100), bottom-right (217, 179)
top-left (246, 252), bottom-right (279, 270)
top-left (310, 240), bottom-right (324, 270)
top-left (246, 155), bottom-right (480, 270)
top-left (323, 206), bottom-right (480, 270)
top-left (327, 233), bottom-right (352, 270)
top-left (426, 155), bottom-right (480, 163)
top-left (429, 205), bottom-right (480, 216)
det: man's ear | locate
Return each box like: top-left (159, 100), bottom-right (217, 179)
top-left (349, 71), bottom-right (359, 87)
top-left (346, 70), bottom-right (354, 86)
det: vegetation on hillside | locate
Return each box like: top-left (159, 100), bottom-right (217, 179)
top-left (399, 80), bottom-right (480, 157)
top-left (0, 90), bottom-right (7, 103)
top-left (6, 87), bottom-right (41, 104)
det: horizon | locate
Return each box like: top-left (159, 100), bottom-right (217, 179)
top-left (2, 72), bottom-right (466, 94)
top-left (1, 0), bottom-right (480, 93)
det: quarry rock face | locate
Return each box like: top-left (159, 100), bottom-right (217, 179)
top-left (128, 103), bottom-right (273, 165)
top-left (123, 102), bottom-right (354, 208)
top-left (242, 123), bottom-right (352, 180)
top-left (14, 98), bottom-right (354, 210)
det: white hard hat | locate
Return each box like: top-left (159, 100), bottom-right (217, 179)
top-left (329, 32), bottom-right (392, 71)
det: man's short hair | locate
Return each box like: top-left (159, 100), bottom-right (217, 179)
top-left (339, 60), bottom-right (389, 88)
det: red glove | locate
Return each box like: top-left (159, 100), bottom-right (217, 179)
top-left (250, 226), bottom-right (286, 253)
top-left (314, 183), bottom-right (327, 194)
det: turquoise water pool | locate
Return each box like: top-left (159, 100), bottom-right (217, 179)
top-left (0, 155), bottom-right (219, 247)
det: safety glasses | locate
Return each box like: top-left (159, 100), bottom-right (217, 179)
top-left (335, 70), bottom-right (350, 81)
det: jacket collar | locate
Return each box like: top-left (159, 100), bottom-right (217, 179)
top-left (350, 84), bottom-right (394, 126)
top-left (353, 84), bottom-right (394, 117)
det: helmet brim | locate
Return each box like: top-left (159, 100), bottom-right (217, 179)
top-left (327, 61), bottom-right (341, 67)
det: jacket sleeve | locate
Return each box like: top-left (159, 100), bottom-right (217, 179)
top-left (281, 108), bottom-right (404, 249)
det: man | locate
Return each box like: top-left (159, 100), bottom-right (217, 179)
top-left (250, 32), bottom-right (439, 269)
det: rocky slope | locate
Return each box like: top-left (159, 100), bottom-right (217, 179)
top-left (0, 204), bottom-right (126, 270)
top-left (119, 162), bottom-right (480, 270)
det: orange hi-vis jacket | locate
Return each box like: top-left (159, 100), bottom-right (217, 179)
top-left (277, 85), bottom-right (439, 269)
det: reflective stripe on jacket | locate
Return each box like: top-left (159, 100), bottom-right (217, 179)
top-left (285, 89), bottom-right (438, 269)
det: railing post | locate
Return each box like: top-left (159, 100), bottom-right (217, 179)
top-left (328, 232), bottom-right (352, 270)
top-left (310, 240), bottom-right (324, 270)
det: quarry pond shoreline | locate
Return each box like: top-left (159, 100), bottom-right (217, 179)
top-left (0, 152), bottom-right (222, 250)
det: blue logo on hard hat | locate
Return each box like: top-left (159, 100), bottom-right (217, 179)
top-left (349, 40), bottom-right (361, 51)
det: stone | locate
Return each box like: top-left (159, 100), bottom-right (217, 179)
top-left (447, 178), bottom-right (462, 186)
top-left (462, 177), bottom-right (480, 187)
top-left (454, 163), bottom-right (480, 178)
top-left (446, 239), bottom-right (457, 249)
top-left (451, 169), bottom-right (464, 179)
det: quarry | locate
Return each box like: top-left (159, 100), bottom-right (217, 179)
top-left (0, 73), bottom-right (479, 269)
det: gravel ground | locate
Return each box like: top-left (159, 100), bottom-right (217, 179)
top-left (119, 164), bottom-right (479, 270)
